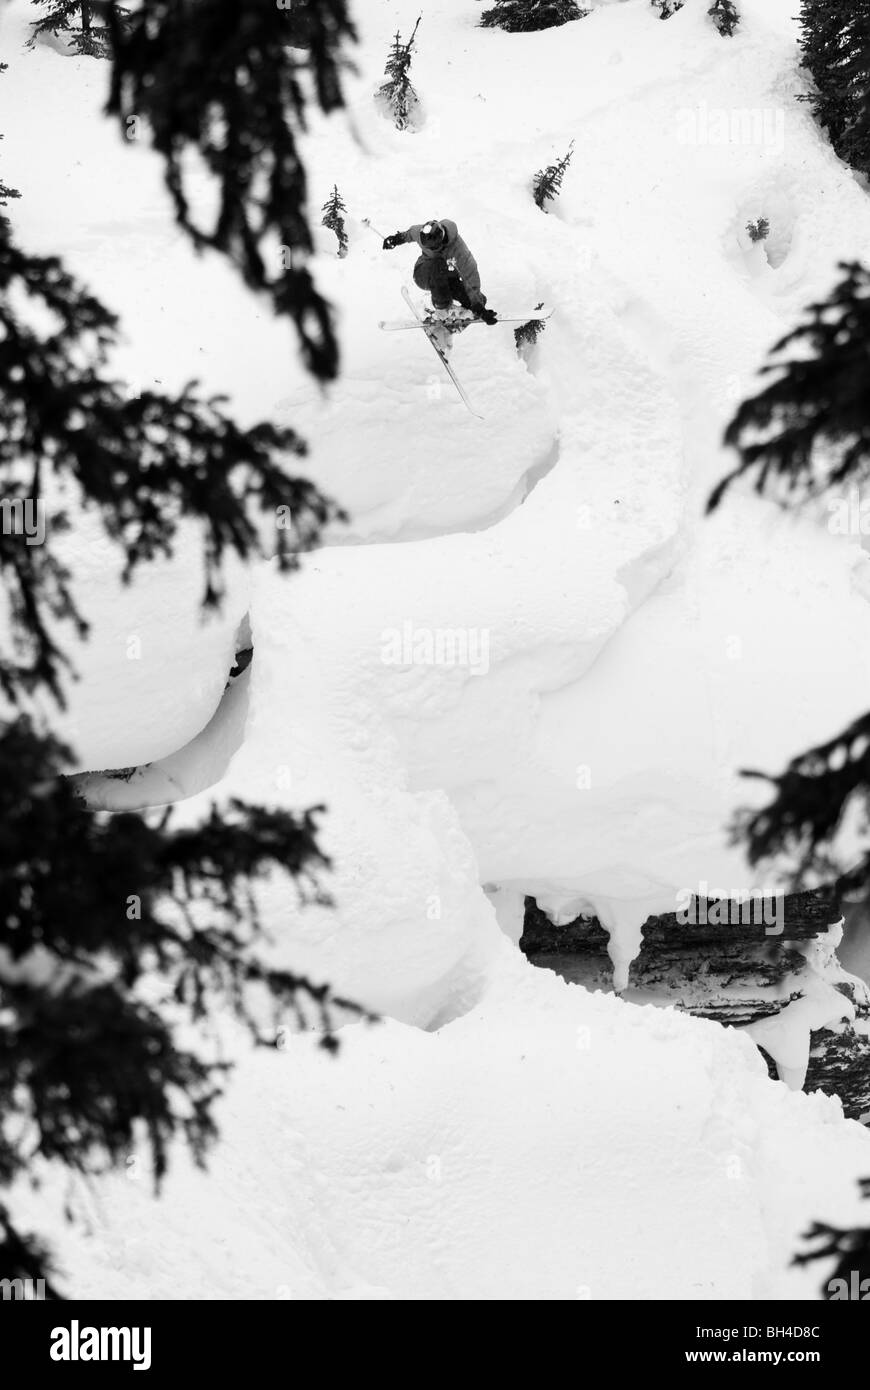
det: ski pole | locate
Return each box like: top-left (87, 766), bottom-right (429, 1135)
top-left (361, 217), bottom-right (387, 241)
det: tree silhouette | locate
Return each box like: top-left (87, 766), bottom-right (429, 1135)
top-left (795, 1179), bottom-right (870, 1297)
top-left (104, 0), bottom-right (356, 378)
top-left (0, 0), bottom-right (367, 1293)
top-left (0, 66), bottom-right (20, 210)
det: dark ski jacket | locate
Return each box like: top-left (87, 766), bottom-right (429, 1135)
top-left (402, 220), bottom-right (483, 302)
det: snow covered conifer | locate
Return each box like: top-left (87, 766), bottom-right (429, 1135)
top-left (479, 0), bottom-right (589, 32)
top-left (708, 0), bottom-right (740, 36)
top-left (515, 315), bottom-right (547, 354)
top-left (799, 0), bottom-right (870, 177)
top-left (746, 217), bottom-right (769, 242)
top-left (533, 141), bottom-right (575, 211)
top-left (29, 0), bottom-right (116, 57)
top-left (377, 18), bottom-right (421, 131)
top-left (651, 0), bottom-right (684, 19)
top-left (321, 184), bottom-right (349, 257)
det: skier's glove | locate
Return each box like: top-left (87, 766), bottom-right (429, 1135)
top-left (473, 304), bottom-right (499, 326)
top-left (382, 232), bottom-right (405, 251)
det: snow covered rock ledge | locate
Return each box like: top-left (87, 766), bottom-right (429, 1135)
top-left (523, 891), bottom-right (870, 1120)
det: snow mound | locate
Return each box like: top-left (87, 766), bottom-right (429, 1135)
top-left (19, 959), bottom-right (870, 1300)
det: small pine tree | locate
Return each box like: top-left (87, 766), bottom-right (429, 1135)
top-left (515, 310), bottom-right (547, 353)
top-left (479, 0), bottom-right (589, 32)
top-left (799, 0), bottom-right (870, 177)
top-left (533, 141), bottom-right (575, 211)
top-left (746, 217), bottom-right (769, 242)
top-left (29, 0), bottom-right (121, 58)
top-left (377, 17), bottom-right (421, 131)
top-left (651, 0), bottom-right (684, 18)
top-left (321, 185), bottom-right (348, 257)
top-left (708, 0), bottom-right (740, 36)
top-left (0, 66), bottom-right (20, 214)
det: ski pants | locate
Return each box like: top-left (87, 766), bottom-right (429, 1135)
top-left (413, 255), bottom-right (477, 310)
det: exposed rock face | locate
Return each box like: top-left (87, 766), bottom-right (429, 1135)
top-left (520, 893), bottom-right (870, 1122)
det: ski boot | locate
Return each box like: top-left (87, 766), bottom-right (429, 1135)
top-left (423, 305), bottom-right (455, 351)
top-left (423, 304), bottom-right (473, 351)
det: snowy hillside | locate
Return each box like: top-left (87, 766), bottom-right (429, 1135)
top-left (4, 0), bottom-right (870, 1299)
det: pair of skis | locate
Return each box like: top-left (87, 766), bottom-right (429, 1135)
top-left (382, 287), bottom-right (551, 420)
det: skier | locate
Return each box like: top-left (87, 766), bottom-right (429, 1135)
top-left (382, 219), bottom-right (498, 324)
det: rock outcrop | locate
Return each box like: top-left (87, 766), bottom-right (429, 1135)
top-left (521, 892), bottom-right (870, 1121)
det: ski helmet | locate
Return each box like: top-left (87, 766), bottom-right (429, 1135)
top-left (420, 220), bottom-right (447, 250)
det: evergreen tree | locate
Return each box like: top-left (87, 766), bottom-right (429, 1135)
top-left (708, 0), bottom-right (740, 37)
top-left (723, 703), bottom-right (870, 892)
top-left (799, 0), bottom-right (870, 177)
top-left (0, 0), bottom-right (367, 1290)
top-left (0, 715), bottom-right (374, 1290)
top-left (533, 141), bottom-right (575, 210)
top-left (0, 67), bottom-right (20, 212)
top-left (29, 1), bottom-right (116, 58)
top-left (104, 0), bottom-right (357, 379)
top-left (746, 217), bottom-right (769, 242)
top-left (321, 184), bottom-right (348, 257)
top-left (515, 319), bottom-right (547, 352)
top-left (706, 265), bottom-right (870, 892)
top-left (515, 305), bottom-right (548, 354)
top-left (795, 1179), bottom-right (870, 1297)
top-left (651, 0), bottom-right (684, 18)
top-left (0, 216), bottom-right (343, 703)
top-left (708, 261), bottom-right (870, 514)
top-left (377, 17), bottom-right (421, 131)
top-left (479, 0), bottom-right (589, 32)
top-left (0, 205), bottom-right (358, 1290)
top-left (706, 255), bottom-right (870, 1287)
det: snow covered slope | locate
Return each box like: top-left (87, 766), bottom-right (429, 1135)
top-left (12, 964), bottom-right (870, 1300)
top-left (5, 0), bottom-right (870, 1297)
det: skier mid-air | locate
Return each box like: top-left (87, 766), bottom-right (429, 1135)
top-left (382, 218), bottom-right (499, 325)
top-left (376, 215), bottom-right (550, 417)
